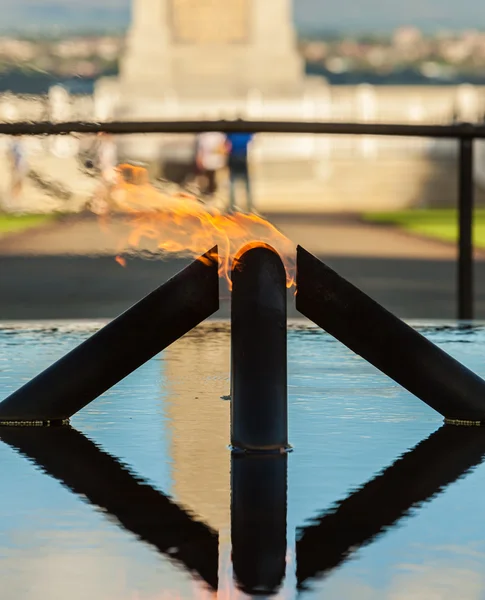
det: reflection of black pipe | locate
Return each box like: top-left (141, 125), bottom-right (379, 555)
top-left (0, 426), bottom-right (219, 590)
top-left (231, 453), bottom-right (287, 596)
top-left (0, 248), bottom-right (219, 423)
top-left (231, 245), bottom-right (287, 451)
top-left (296, 425), bottom-right (485, 588)
top-left (296, 246), bottom-right (485, 421)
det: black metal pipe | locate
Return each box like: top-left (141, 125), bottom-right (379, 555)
top-left (296, 246), bottom-right (485, 422)
top-left (458, 138), bottom-right (474, 320)
top-left (0, 426), bottom-right (219, 589)
top-left (1, 119), bottom-right (485, 138)
top-left (231, 245), bottom-right (288, 452)
top-left (0, 248), bottom-right (219, 423)
top-left (296, 425), bottom-right (485, 588)
top-left (231, 453), bottom-right (287, 596)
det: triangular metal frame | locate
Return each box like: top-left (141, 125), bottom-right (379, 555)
top-left (3, 243), bottom-right (485, 594)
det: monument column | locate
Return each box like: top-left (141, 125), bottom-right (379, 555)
top-left (246, 0), bottom-right (304, 94)
top-left (119, 0), bottom-right (173, 96)
top-left (250, 0), bottom-right (299, 53)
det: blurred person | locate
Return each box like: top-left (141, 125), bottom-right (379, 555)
top-left (91, 133), bottom-right (118, 214)
top-left (195, 130), bottom-right (227, 199)
top-left (226, 130), bottom-right (254, 213)
top-left (8, 137), bottom-right (28, 204)
top-left (97, 133), bottom-right (118, 186)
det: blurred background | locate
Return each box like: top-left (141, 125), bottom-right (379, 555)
top-left (3, 5), bottom-right (485, 600)
top-left (1, 0), bottom-right (485, 319)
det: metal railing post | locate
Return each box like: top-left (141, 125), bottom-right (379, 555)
top-left (458, 137), bottom-right (474, 320)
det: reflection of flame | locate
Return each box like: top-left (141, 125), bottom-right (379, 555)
top-left (130, 545), bottom-right (294, 599)
top-left (132, 580), bottom-right (293, 600)
top-left (103, 165), bottom-right (296, 289)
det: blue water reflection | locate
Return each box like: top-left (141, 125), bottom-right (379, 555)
top-left (0, 322), bottom-right (484, 599)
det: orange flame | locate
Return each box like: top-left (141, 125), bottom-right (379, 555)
top-left (115, 255), bottom-right (127, 267)
top-left (101, 164), bottom-right (296, 289)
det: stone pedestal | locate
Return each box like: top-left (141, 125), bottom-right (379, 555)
top-left (118, 0), bottom-right (305, 101)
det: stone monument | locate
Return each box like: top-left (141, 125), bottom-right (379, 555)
top-left (96, 0), bottom-right (325, 122)
top-left (119, 0), bottom-right (306, 100)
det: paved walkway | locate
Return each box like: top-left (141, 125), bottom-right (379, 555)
top-left (268, 213), bottom-right (462, 259)
top-left (0, 213), bottom-right (483, 320)
top-left (0, 212), bottom-right (462, 259)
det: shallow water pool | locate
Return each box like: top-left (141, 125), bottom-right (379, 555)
top-left (0, 321), bottom-right (484, 599)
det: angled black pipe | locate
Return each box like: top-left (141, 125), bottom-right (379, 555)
top-left (231, 244), bottom-right (288, 452)
top-left (296, 425), bottom-right (485, 588)
top-left (0, 248), bottom-right (219, 423)
top-left (296, 246), bottom-right (485, 422)
top-left (0, 426), bottom-right (219, 589)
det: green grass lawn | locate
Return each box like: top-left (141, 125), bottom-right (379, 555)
top-left (363, 209), bottom-right (485, 249)
top-left (0, 213), bottom-right (55, 237)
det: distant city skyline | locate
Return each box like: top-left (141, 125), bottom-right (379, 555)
top-left (0, 0), bottom-right (484, 34)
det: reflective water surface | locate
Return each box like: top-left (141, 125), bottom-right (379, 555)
top-left (1, 321), bottom-right (485, 599)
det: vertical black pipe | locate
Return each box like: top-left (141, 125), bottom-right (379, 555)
top-left (458, 137), bottom-right (474, 320)
top-left (231, 244), bottom-right (288, 452)
top-left (231, 453), bottom-right (287, 595)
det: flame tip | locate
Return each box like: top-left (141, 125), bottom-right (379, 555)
top-left (100, 168), bottom-right (295, 289)
top-left (115, 255), bottom-right (127, 268)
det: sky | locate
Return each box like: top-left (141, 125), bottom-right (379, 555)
top-left (296, 0), bottom-right (485, 33)
top-left (0, 0), bottom-right (485, 33)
